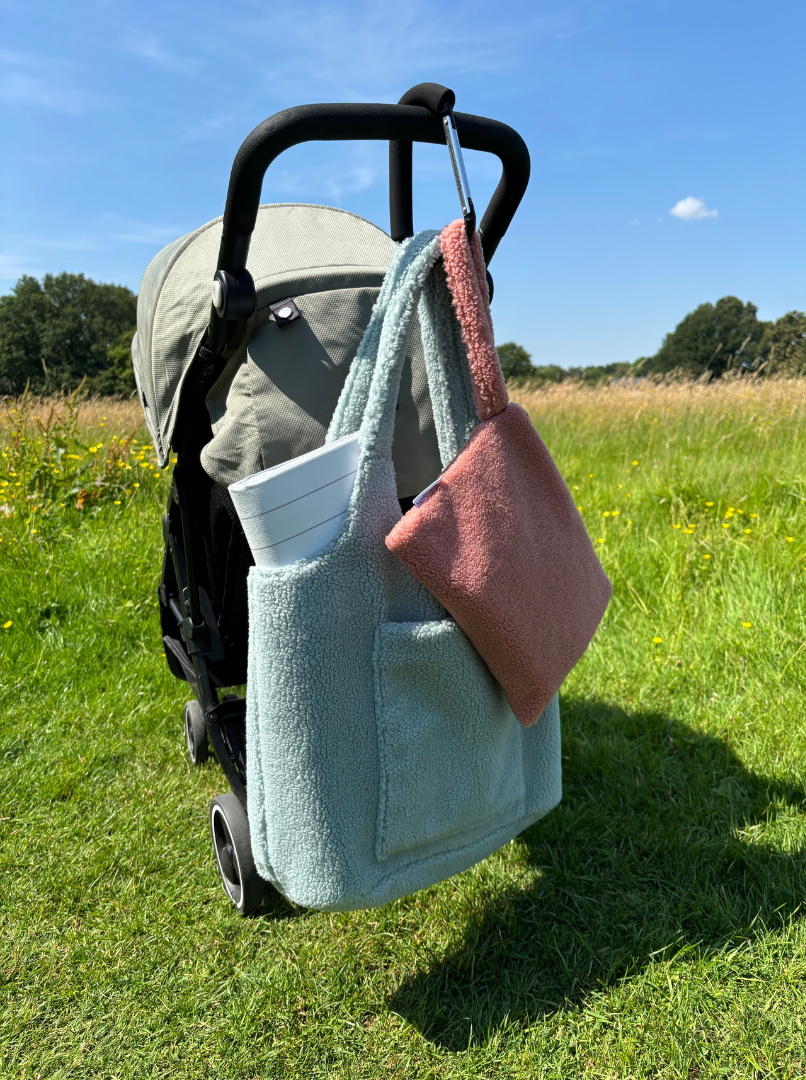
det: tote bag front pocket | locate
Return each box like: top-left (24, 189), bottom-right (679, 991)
top-left (373, 619), bottom-right (526, 862)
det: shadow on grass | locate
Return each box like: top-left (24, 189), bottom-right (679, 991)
top-left (390, 698), bottom-right (806, 1049)
top-left (258, 886), bottom-right (300, 922)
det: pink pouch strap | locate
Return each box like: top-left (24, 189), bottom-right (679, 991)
top-left (440, 219), bottom-right (509, 421)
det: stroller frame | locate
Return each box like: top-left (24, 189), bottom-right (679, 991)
top-left (157, 82), bottom-right (530, 912)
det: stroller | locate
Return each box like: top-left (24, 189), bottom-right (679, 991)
top-left (132, 83), bottom-right (530, 913)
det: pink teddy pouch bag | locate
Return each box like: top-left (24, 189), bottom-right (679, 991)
top-left (386, 220), bottom-right (612, 727)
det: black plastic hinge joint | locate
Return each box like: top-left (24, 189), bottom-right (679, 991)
top-left (211, 269), bottom-right (256, 322)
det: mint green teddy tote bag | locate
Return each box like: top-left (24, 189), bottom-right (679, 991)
top-left (245, 230), bottom-right (562, 911)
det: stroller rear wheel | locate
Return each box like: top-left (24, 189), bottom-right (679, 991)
top-left (209, 794), bottom-right (265, 915)
top-left (184, 699), bottom-right (208, 765)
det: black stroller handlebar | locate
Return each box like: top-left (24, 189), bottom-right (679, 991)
top-left (209, 94), bottom-right (530, 350)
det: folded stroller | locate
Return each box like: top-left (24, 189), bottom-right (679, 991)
top-left (132, 83), bottom-right (531, 913)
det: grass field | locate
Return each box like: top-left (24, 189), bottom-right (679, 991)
top-left (1, 377), bottom-right (806, 1078)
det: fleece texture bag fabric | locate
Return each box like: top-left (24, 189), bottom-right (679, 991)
top-left (386, 220), bottom-right (613, 728)
top-left (246, 229), bottom-right (562, 912)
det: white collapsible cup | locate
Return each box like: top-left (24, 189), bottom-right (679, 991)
top-left (228, 432), bottom-right (360, 567)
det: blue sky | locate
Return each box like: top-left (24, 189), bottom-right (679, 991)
top-left (1, 0), bottom-right (804, 367)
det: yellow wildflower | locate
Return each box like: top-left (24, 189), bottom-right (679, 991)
top-left (703, 554), bottom-right (711, 559)
top-left (786, 537), bottom-right (794, 542)
top-left (705, 501), bottom-right (714, 506)
top-left (652, 636), bottom-right (662, 643)
top-left (2, 620), bottom-right (11, 629)
top-left (742, 622), bottom-right (751, 629)
top-left (597, 538), bottom-right (604, 544)
top-left (744, 528), bottom-right (751, 534)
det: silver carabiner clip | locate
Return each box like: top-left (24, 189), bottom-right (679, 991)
top-left (442, 106), bottom-right (476, 238)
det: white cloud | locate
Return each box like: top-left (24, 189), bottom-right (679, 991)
top-left (554, 20), bottom-right (600, 40)
top-left (181, 113), bottom-right (233, 142)
top-left (97, 214), bottom-right (183, 245)
top-left (268, 155), bottom-right (381, 203)
top-left (0, 49), bottom-right (103, 114)
top-left (0, 234), bottom-right (102, 288)
top-left (0, 252), bottom-right (42, 283)
top-left (228, 0), bottom-right (587, 105)
top-left (124, 34), bottom-right (202, 76)
top-left (669, 196), bottom-right (718, 221)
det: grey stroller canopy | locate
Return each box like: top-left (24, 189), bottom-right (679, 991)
top-left (132, 203), bottom-right (443, 498)
top-left (132, 85), bottom-right (529, 502)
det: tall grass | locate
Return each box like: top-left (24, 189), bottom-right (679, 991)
top-left (1, 378), bottom-right (805, 1078)
top-left (0, 387), bottom-right (168, 541)
top-left (515, 374), bottom-right (806, 758)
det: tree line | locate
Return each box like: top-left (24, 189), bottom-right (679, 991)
top-left (0, 273), bottom-right (804, 396)
top-left (0, 273), bottom-right (137, 396)
top-left (498, 297), bottom-right (806, 384)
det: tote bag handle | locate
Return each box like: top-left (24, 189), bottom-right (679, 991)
top-left (328, 229), bottom-right (487, 472)
top-left (328, 230), bottom-right (478, 470)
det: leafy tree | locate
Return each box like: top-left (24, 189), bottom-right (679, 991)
top-left (86, 326), bottom-right (137, 396)
top-left (0, 272), bottom-right (136, 394)
top-left (530, 365), bottom-right (567, 385)
top-left (582, 362), bottom-right (632, 383)
top-left (649, 296), bottom-right (770, 377)
top-left (491, 354), bottom-right (636, 387)
top-left (0, 276), bottom-right (49, 394)
top-left (496, 342), bottom-right (534, 381)
top-left (759, 311), bottom-right (806, 373)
